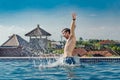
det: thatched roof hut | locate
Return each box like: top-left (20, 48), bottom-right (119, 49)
top-left (0, 34), bottom-right (31, 57)
top-left (24, 24), bottom-right (51, 53)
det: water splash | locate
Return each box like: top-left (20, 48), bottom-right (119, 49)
top-left (37, 56), bottom-right (81, 70)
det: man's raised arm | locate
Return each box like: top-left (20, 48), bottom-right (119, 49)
top-left (70, 13), bottom-right (76, 37)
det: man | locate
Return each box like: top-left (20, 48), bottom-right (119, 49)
top-left (61, 13), bottom-right (76, 65)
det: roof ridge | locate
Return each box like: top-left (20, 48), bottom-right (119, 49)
top-left (2, 34), bottom-right (19, 47)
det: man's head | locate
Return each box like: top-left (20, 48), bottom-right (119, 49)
top-left (61, 28), bottom-right (70, 39)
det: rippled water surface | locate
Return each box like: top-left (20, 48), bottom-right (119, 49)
top-left (0, 58), bottom-right (120, 80)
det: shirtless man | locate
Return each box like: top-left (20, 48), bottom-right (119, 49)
top-left (61, 13), bottom-right (76, 64)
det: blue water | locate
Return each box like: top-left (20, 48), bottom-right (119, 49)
top-left (0, 58), bottom-right (120, 80)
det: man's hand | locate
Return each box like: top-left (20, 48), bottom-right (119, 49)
top-left (72, 13), bottom-right (76, 20)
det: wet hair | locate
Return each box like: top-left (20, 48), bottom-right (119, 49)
top-left (61, 28), bottom-right (70, 34)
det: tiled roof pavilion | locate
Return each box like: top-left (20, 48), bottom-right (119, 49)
top-left (25, 24), bottom-right (51, 37)
top-left (72, 48), bottom-right (119, 57)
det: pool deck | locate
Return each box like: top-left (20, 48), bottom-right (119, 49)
top-left (0, 57), bottom-right (120, 63)
top-left (0, 57), bottom-right (120, 59)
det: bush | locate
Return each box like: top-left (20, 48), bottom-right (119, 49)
top-left (52, 49), bottom-right (64, 54)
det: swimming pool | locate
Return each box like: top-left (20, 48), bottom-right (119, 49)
top-left (0, 57), bottom-right (120, 80)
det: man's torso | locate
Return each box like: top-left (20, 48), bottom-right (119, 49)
top-left (63, 36), bottom-right (76, 57)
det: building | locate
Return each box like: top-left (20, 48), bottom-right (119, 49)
top-left (25, 24), bottom-right (51, 54)
top-left (99, 40), bottom-right (117, 46)
top-left (0, 34), bottom-right (31, 57)
top-left (72, 48), bottom-right (119, 57)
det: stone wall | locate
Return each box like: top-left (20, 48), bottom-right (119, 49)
top-left (0, 46), bottom-right (32, 57)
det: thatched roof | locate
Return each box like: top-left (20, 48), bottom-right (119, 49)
top-left (25, 24), bottom-right (51, 37)
top-left (1, 34), bottom-right (29, 47)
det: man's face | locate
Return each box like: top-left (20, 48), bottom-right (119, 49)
top-left (62, 30), bottom-right (69, 39)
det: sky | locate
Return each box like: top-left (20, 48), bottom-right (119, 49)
top-left (0, 0), bottom-right (120, 45)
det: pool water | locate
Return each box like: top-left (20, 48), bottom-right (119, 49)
top-left (0, 58), bottom-right (120, 80)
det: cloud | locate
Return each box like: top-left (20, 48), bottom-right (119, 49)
top-left (0, 8), bottom-right (120, 45)
top-left (77, 25), bottom-right (120, 40)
